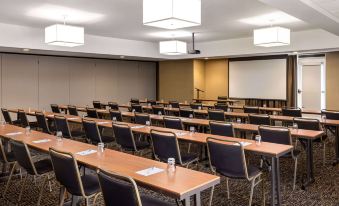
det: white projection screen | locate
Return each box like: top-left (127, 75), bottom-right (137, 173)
top-left (229, 58), bottom-right (287, 100)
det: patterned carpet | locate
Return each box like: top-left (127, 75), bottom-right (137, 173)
top-left (0, 131), bottom-right (338, 206)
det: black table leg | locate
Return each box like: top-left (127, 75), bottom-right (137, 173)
top-left (302, 139), bottom-right (315, 190)
top-left (271, 157), bottom-right (281, 206)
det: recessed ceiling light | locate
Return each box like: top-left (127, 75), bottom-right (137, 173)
top-left (239, 11), bottom-right (300, 26)
top-left (149, 31), bottom-right (192, 38)
top-left (26, 4), bottom-right (104, 24)
top-left (22, 48), bottom-right (30, 52)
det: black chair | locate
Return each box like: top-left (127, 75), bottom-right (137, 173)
top-left (293, 117), bottom-right (328, 165)
top-left (208, 109), bottom-right (225, 121)
top-left (243, 106), bottom-right (260, 114)
top-left (109, 109), bottom-right (123, 122)
top-left (163, 117), bottom-right (184, 130)
top-left (97, 169), bottom-right (172, 206)
top-left (150, 130), bottom-right (198, 168)
top-left (112, 123), bottom-right (149, 155)
top-left (169, 101), bottom-right (180, 108)
top-left (179, 108), bottom-right (194, 118)
top-left (131, 104), bottom-right (143, 113)
top-left (248, 114), bottom-right (271, 126)
top-left (135, 113), bottom-right (151, 125)
top-left (206, 137), bottom-right (263, 206)
top-left (217, 96), bottom-right (228, 104)
top-left (86, 108), bottom-right (99, 119)
top-left (51, 104), bottom-right (61, 113)
top-left (152, 106), bottom-right (165, 115)
top-left (7, 140), bottom-right (53, 205)
top-left (214, 103), bottom-right (228, 111)
top-left (35, 111), bottom-right (52, 134)
top-left (49, 148), bottom-right (100, 206)
top-left (190, 103), bottom-right (202, 110)
top-left (67, 105), bottom-right (79, 116)
top-left (18, 110), bottom-right (36, 128)
top-left (147, 100), bottom-right (157, 106)
top-left (209, 121), bottom-right (235, 137)
top-left (259, 126), bottom-right (299, 190)
top-left (82, 119), bottom-right (113, 145)
top-left (54, 115), bottom-right (84, 140)
top-left (2, 108), bottom-right (20, 125)
top-left (108, 102), bottom-right (119, 110)
top-left (130, 98), bottom-right (140, 105)
top-left (321, 110), bottom-right (339, 120)
top-left (93, 101), bottom-right (104, 109)
top-left (282, 107), bottom-right (302, 117)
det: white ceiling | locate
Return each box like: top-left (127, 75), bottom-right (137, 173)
top-left (0, 0), bottom-right (312, 42)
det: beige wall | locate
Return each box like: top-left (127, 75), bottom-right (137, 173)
top-left (193, 60), bottom-right (205, 99)
top-left (205, 59), bottom-right (229, 100)
top-left (326, 52), bottom-right (339, 110)
top-left (158, 60), bottom-right (194, 102)
top-left (0, 53), bottom-right (156, 115)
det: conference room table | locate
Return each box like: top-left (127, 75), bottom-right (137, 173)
top-left (8, 108), bottom-right (294, 206)
top-left (192, 98), bottom-right (240, 105)
top-left (0, 123), bottom-right (220, 206)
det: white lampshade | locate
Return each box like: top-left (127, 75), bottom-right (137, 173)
top-left (159, 40), bottom-right (187, 55)
top-left (253, 26), bottom-right (290, 47)
top-left (45, 24), bottom-right (84, 47)
top-left (143, 0), bottom-right (201, 29)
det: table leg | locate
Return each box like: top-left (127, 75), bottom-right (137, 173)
top-left (302, 139), bottom-right (315, 190)
top-left (195, 192), bottom-right (201, 206)
top-left (271, 157), bottom-right (281, 206)
top-left (184, 197), bottom-right (190, 206)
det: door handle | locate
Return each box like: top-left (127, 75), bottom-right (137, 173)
top-left (297, 89), bottom-right (302, 94)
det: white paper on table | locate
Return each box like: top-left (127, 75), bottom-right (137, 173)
top-left (233, 142), bottom-right (252, 147)
top-left (68, 117), bottom-right (79, 120)
top-left (136, 167), bottom-right (164, 177)
top-left (47, 115), bottom-right (55, 117)
top-left (97, 122), bottom-right (109, 125)
top-left (6, 132), bottom-right (23, 136)
top-left (131, 125), bottom-right (145, 129)
top-left (176, 132), bottom-right (188, 136)
top-left (33, 139), bottom-right (51, 144)
top-left (76, 149), bottom-right (97, 156)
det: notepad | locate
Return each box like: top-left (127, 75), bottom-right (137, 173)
top-left (97, 122), bottom-right (109, 125)
top-left (33, 139), bottom-right (51, 144)
top-left (234, 142), bottom-right (252, 147)
top-left (76, 149), bottom-right (97, 156)
top-left (47, 115), bottom-right (55, 117)
top-left (68, 117), bottom-right (79, 120)
top-left (6, 132), bottom-right (23, 136)
top-left (136, 167), bottom-right (164, 177)
top-left (176, 132), bottom-right (188, 136)
top-left (131, 125), bottom-right (145, 129)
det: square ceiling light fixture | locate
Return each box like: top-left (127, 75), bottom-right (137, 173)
top-left (253, 26), bottom-right (290, 47)
top-left (143, 0), bottom-right (201, 29)
top-left (159, 40), bottom-right (187, 55)
top-left (45, 24), bottom-right (84, 47)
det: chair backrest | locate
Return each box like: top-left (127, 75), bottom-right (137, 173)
top-left (150, 130), bottom-right (181, 164)
top-left (208, 109), bottom-right (225, 121)
top-left (190, 103), bottom-right (202, 109)
top-left (112, 123), bottom-right (137, 151)
top-left (18, 110), bottom-right (29, 127)
top-left (97, 169), bottom-right (142, 206)
top-left (130, 98), bottom-right (140, 105)
top-left (51, 104), bottom-right (61, 113)
top-left (214, 103), bottom-right (228, 111)
top-left (54, 115), bottom-right (72, 138)
top-left (49, 148), bottom-right (85, 197)
top-left (321, 110), bottom-right (339, 120)
top-left (1, 108), bottom-right (13, 124)
top-left (293, 117), bottom-right (321, 131)
top-left (82, 119), bottom-right (102, 143)
top-left (281, 107), bottom-right (302, 117)
top-left (93, 101), bottom-right (103, 109)
top-left (169, 101), bottom-right (180, 108)
top-left (248, 114), bottom-right (271, 126)
top-left (0, 138), bottom-right (10, 163)
top-left (67, 105), bottom-right (79, 116)
top-left (109, 110), bottom-right (123, 121)
top-left (163, 117), bottom-right (183, 130)
top-left (258, 126), bottom-right (292, 145)
top-left (207, 137), bottom-right (248, 179)
top-left (35, 111), bottom-right (51, 134)
top-left (209, 121), bottom-right (234, 137)
top-left (86, 108), bottom-right (99, 119)
top-left (152, 106), bottom-right (165, 115)
top-left (243, 106), bottom-right (260, 114)
top-left (131, 104), bottom-right (143, 113)
top-left (217, 96), bottom-right (228, 104)
top-left (147, 100), bottom-right (157, 106)
top-left (11, 140), bottom-right (37, 175)
top-left (134, 113), bottom-right (150, 125)
top-left (179, 108), bottom-right (194, 118)
top-left (108, 102), bottom-right (119, 110)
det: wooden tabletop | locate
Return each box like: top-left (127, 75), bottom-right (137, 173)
top-left (0, 124), bottom-right (220, 200)
top-left (193, 98), bottom-right (240, 103)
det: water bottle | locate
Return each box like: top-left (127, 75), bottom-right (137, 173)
top-left (97, 142), bottom-right (105, 154)
top-left (56, 131), bottom-right (63, 142)
top-left (112, 116), bottom-right (117, 122)
top-left (255, 135), bottom-right (261, 146)
top-left (167, 158), bottom-right (176, 173)
top-left (25, 126), bottom-right (31, 135)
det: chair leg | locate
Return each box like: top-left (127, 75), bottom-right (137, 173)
top-left (226, 177), bottom-right (230, 199)
top-left (2, 162), bottom-right (16, 198)
top-left (249, 179), bottom-right (255, 206)
top-left (323, 142), bottom-right (326, 166)
top-left (59, 187), bottom-right (66, 206)
top-left (187, 143), bottom-right (192, 153)
top-left (209, 186), bottom-right (215, 206)
top-left (261, 176), bottom-right (265, 206)
top-left (293, 158), bottom-right (298, 190)
top-left (85, 197), bottom-right (90, 206)
top-left (17, 174), bottom-right (29, 203)
top-left (37, 175), bottom-right (48, 206)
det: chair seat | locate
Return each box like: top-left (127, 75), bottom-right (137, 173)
top-left (34, 159), bottom-right (53, 175)
top-left (81, 174), bottom-right (100, 196)
top-left (71, 130), bottom-right (86, 138)
top-left (101, 135), bottom-right (115, 144)
top-left (181, 153), bottom-right (199, 165)
top-left (123, 141), bottom-right (150, 151)
top-left (141, 195), bottom-right (173, 206)
top-left (217, 165), bottom-right (261, 179)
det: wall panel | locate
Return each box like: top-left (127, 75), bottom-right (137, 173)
top-left (116, 61), bottom-right (139, 104)
top-left (138, 62), bottom-right (156, 101)
top-left (94, 59), bottom-right (118, 103)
